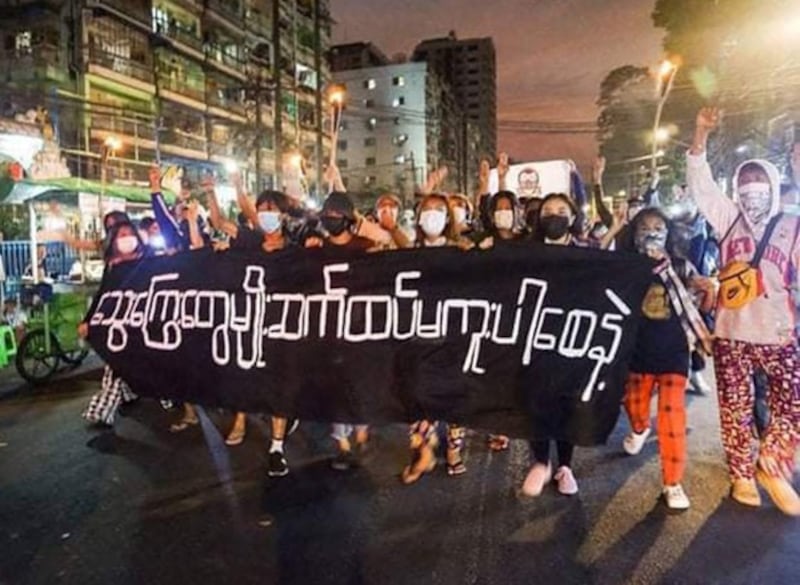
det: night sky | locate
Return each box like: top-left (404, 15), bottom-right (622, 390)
top-left (332, 0), bottom-right (663, 173)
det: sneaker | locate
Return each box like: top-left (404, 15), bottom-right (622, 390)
top-left (731, 478), bottom-right (762, 507)
top-left (663, 484), bottom-right (690, 510)
top-left (690, 371), bottom-right (712, 395)
top-left (554, 466), bottom-right (578, 495)
top-left (521, 463), bottom-right (552, 497)
top-left (623, 427), bottom-right (652, 456)
top-left (331, 450), bottom-right (355, 471)
top-left (756, 469), bottom-right (800, 516)
top-left (267, 451), bottom-right (289, 478)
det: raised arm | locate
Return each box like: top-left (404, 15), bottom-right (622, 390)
top-left (231, 171), bottom-right (259, 229)
top-left (686, 107), bottom-right (739, 234)
top-left (149, 164), bottom-right (184, 250)
top-left (185, 201), bottom-right (205, 250)
top-left (497, 153), bottom-right (509, 192)
top-left (202, 174), bottom-right (238, 239)
top-left (592, 156), bottom-right (614, 228)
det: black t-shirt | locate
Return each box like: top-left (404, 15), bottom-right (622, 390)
top-left (230, 226), bottom-right (265, 251)
top-left (630, 275), bottom-right (690, 375)
top-left (321, 235), bottom-right (373, 254)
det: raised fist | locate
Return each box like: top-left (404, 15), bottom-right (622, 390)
top-left (696, 107), bottom-right (721, 132)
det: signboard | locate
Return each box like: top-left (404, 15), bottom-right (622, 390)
top-left (489, 159), bottom-right (572, 199)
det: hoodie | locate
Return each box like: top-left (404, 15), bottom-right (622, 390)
top-left (686, 152), bottom-right (800, 345)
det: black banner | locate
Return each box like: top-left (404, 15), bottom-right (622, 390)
top-left (86, 243), bottom-right (653, 445)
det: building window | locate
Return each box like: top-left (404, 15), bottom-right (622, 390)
top-left (365, 157), bottom-right (376, 167)
top-left (337, 139), bottom-right (347, 151)
top-left (393, 134), bottom-right (408, 146)
top-left (366, 117), bottom-right (377, 130)
top-left (393, 96), bottom-right (405, 107)
top-left (337, 159), bottom-right (348, 169)
top-left (364, 78), bottom-right (376, 90)
top-left (364, 175), bottom-right (376, 185)
top-left (364, 98), bottom-right (375, 108)
top-left (393, 76), bottom-right (405, 87)
top-left (339, 121), bottom-right (348, 131)
top-left (468, 45), bottom-right (478, 51)
top-left (393, 116), bottom-right (401, 125)
top-left (364, 137), bottom-right (376, 147)
top-left (394, 154), bottom-right (406, 164)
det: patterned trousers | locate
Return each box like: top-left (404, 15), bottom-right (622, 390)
top-left (714, 339), bottom-right (800, 480)
top-left (623, 373), bottom-right (688, 485)
top-left (82, 366), bottom-right (137, 425)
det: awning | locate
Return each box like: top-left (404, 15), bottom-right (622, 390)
top-left (0, 176), bottom-right (176, 205)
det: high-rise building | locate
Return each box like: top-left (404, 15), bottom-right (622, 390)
top-left (331, 54), bottom-right (463, 203)
top-left (412, 31), bottom-right (497, 163)
top-left (0, 0), bottom-right (332, 196)
top-left (329, 42), bottom-right (389, 73)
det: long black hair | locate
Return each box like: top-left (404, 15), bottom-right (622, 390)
top-left (621, 207), bottom-right (679, 256)
top-left (532, 192), bottom-right (584, 243)
top-left (104, 220), bottom-right (147, 264)
top-left (487, 190), bottom-right (520, 237)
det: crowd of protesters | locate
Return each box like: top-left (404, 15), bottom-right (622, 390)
top-left (74, 107), bottom-right (800, 516)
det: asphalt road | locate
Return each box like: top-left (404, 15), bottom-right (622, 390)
top-left (0, 366), bottom-right (798, 585)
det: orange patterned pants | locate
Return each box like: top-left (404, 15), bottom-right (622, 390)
top-left (623, 373), bottom-right (688, 485)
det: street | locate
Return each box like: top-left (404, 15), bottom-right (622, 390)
top-left (0, 365), bottom-right (798, 585)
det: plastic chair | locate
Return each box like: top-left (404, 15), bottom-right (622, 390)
top-left (0, 325), bottom-right (17, 368)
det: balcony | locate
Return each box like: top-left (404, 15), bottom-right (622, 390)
top-left (206, 0), bottom-right (244, 23)
top-left (207, 88), bottom-right (246, 117)
top-left (162, 128), bottom-right (207, 154)
top-left (86, 0), bottom-right (151, 28)
top-left (91, 114), bottom-right (156, 142)
top-left (154, 24), bottom-right (204, 55)
top-left (158, 74), bottom-right (206, 104)
top-left (0, 44), bottom-right (66, 84)
top-left (89, 46), bottom-right (154, 86)
top-left (209, 140), bottom-right (234, 158)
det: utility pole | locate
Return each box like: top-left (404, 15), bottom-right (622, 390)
top-left (313, 0), bottom-right (323, 199)
top-left (272, 0), bottom-right (283, 189)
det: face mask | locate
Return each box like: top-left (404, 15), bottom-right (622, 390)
top-left (738, 182), bottom-right (771, 225)
top-left (493, 209), bottom-right (514, 231)
top-left (540, 215), bottom-right (571, 240)
top-left (635, 228), bottom-right (668, 255)
top-left (453, 206), bottom-right (468, 225)
top-left (116, 235), bottom-right (139, 255)
top-left (419, 209), bottom-right (447, 237)
top-left (258, 211), bottom-right (282, 234)
top-left (321, 215), bottom-right (350, 236)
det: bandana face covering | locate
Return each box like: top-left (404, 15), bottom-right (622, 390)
top-left (738, 182), bottom-right (772, 226)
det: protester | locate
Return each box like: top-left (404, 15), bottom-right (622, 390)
top-left (306, 183), bottom-right (374, 471)
top-left (477, 190), bottom-right (525, 249)
top-left (80, 217), bottom-right (147, 427)
top-left (370, 193), bottom-right (411, 250)
top-left (401, 193), bottom-right (470, 484)
top-left (620, 207), bottom-right (713, 510)
top-left (204, 174), bottom-right (298, 476)
top-left (687, 107), bottom-right (800, 516)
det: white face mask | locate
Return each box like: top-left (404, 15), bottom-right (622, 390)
top-left (419, 209), bottom-right (447, 238)
top-left (738, 182), bottom-right (772, 225)
top-left (258, 211), bottom-right (282, 234)
top-left (494, 209), bottom-right (514, 231)
top-left (453, 206), bottom-right (468, 225)
top-left (116, 235), bottom-right (139, 255)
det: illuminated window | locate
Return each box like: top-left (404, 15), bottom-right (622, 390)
top-left (363, 78), bottom-right (376, 90)
top-left (392, 96), bottom-right (405, 107)
top-left (392, 76), bottom-right (405, 87)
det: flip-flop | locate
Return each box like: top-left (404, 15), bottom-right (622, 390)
top-left (169, 417), bottom-right (199, 433)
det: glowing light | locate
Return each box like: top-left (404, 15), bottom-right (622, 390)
top-left (289, 154), bottom-right (303, 168)
top-left (103, 136), bottom-right (122, 151)
top-left (654, 127), bottom-right (670, 144)
top-left (328, 84), bottom-right (346, 106)
top-left (224, 160), bottom-right (238, 172)
top-left (658, 59), bottom-right (676, 79)
top-left (306, 198), bottom-right (320, 211)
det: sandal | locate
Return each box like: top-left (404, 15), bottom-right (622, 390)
top-left (169, 416), bottom-right (199, 433)
top-left (401, 444), bottom-right (436, 485)
top-left (488, 434), bottom-right (509, 452)
top-left (225, 427), bottom-right (246, 446)
top-left (446, 448), bottom-right (467, 477)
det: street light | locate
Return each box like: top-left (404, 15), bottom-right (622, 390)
top-left (651, 58), bottom-right (679, 173)
top-left (654, 127), bottom-right (671, 144)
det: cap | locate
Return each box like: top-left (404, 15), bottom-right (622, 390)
top-left (322, 191), bottom-right (355, 220)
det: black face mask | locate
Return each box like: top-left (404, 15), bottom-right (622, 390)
top-left (321, 216), bottom-right (351, 236)
top-left (540, 215), bottom-right (571, 240)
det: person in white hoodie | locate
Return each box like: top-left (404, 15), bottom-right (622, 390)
top-left (687, 107), bottom-right (800, 516)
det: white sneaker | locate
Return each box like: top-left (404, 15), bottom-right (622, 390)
top-left (623, 427), bottom-right (652, 456)
top-left (663, 484), bottom-right (690, 510)
top-left (554, 466), bottom-right (578, 495)
top-left (690, 371), bottom-right (712, 395)
top-left (521, 463), bottom-right (552, 497)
